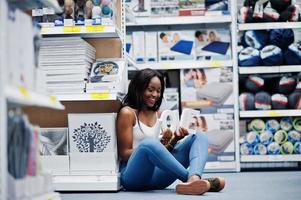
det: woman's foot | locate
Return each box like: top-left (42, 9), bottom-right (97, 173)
top-left (203, 177), bottom-right (225, 192)
top-left (176, 179), bottom-right (210, 195)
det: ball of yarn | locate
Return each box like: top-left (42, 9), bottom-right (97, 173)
top-left (248, 119), bottom-right (266, 133)
top-left (266, 119), bottom-right (280, 133)
top-left (271, 94), bottom-right (288, 109)
top-left (243, 30), bottom-right (269, 49)
top-left (239, 92), bottom-right (255, 110)
top-left (240, 143), bottom-right (254, 155)
top-left (254, 143), bottom-right (268, 155)
top-left (274, 130), bottom-right (288, 144)
top-left (245, 76), bottom-right (264, 93)
top-left (283, 43), bottom-right (301, 65)
top-left (288, 130), bottom-right (301, 143)
top-left (246, 131), bottom-right (260, 145)
top-left (255, 92), bottom-right (272, 110)
top-left (292, 117), bottom-right (301, 132)
top-left (270, 0), bottom-right (292, 13)
top-left (294, 142), bottom-right (301, 154)
top-left (102, 5), bottom-right (112, 16)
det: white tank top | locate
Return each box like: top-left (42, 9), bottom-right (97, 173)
top-left (132, 111), bottom-right (162, 148)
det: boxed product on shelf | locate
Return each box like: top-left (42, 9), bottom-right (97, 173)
top-left (132, 31), bottom-right (146, 62)
top-left (181, 67), bottom-right (234, 113)
top-left (126, 0), bottom-right (151, 17)
top-left (178, 0), bottom-right (205, 16)
top-left (158, 30), bottom-right (195, 61)
top-left (86, 58), bottom-right (127, 94)
top-left (194, 28), bottom-right (231, 61)
top-left (150, 0), bottom-right (179, 17)
top-left (68, 113), bottom-right (118, 172)
top-left (180, 108), bottom-right (235, 164)
top-left (145, 32), bottom-right (158, 62)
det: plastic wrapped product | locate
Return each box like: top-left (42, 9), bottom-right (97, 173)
top-left (239, 6), bottom-right (254, 23)
top-left (240, 143), bottom-right (254, 155)
top-left (255, 92), bottom-right (272, 110)
top-left (254, 143), bottom-right (268, 155)
top-left (238, 47), bottom-right (261, 66)
top-left (279, 5), bottom-right (300, 22)
top-left (260, 45), bottom-right (283, 66)
top-left (259, 130), bottom-right (274, 145)
top-left (269, 29), bottom-right (294, 50)
top-left (271, 94), bottom-right (288, 109)
top-left (239, 92), bottom-right (255, 111)
top-left (292, 117), bottom-right (301, 132)
top-left (278, 76), bottom-right (296, 95)
top-left (266, 119), bottom-right (280, 133)
top-left (294, 142), bottom-right (301, 154)
top-left (283, 43), bottom-right (301, 65)
top-left (248, 119), bottom-right (266, 133)
top-left (243, 30), bottom-right (269, 49)
top-left (269, 0), bottom-right (292, 13)
top-left (288, 130), bottom-right (301, 143)
top-left (295, 82), bottom-right (301, 93)
top-left (280, 141), bottom-right (294, 154)
top-left (288, 92), bottom-right (301, 109)
top-left (280, 117), bottom-right (293, 131)
top-left (245, 76), bottom-right (264, 93)
top-left (246, 131), bottom-right (260, 145)
top-left (267, 142), bottom-right (281, 155)
top-left (274, 129), bottom-right (288, 144)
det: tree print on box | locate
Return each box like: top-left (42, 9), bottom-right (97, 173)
top-left (68, 113), bottom-right (117, 154)
top-left (72, 122), bottom-right (111, 152)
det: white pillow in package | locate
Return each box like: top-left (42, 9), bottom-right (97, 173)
top-left (196, 82), bottom-right (232, 105)
top-left (206, 129), bottom-right (234, 153)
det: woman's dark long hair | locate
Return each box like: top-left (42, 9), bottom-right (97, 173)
top-left (123, 68), bottom-right (165, 111)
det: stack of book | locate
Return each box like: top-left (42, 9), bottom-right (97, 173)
top-left (39, 37), bottom-right (95, 94)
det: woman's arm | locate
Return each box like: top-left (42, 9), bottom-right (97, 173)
top-left (116, 107), bottom-right (135, 161)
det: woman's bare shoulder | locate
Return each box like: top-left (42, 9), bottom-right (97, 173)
top-left (118, 106), bottom-right (136, 125)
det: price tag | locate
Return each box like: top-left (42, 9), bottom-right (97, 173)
top-left (267, 110), bottom-right (281, 117)
top-left (49, 96), bottom-right (58, 105)
top-left (86, 25), bottom-right (104, 33)
top-left (209, 61), bottom-right (223, 68)
top-left (90, 92), bottom-right (110, 100)
top-left (63, 26), bottom-right (81, 33)
top-left (161, 62), bottom-right (172, 69)
top-left (18, 86), bottom-right (29, 98)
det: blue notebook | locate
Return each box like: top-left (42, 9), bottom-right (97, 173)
top-left (202, 41), bottom-right (230, 55)
top-left (170, 40), bottom-right (194, 55)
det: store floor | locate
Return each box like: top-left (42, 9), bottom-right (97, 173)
top-left (60, 171), bottom-right (301, 200)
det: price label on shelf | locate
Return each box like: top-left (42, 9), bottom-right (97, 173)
top-left (160, 63), bottom-right (172, 69)
top-left (90, 92), bottom-right (110, 100)
top-left (63, 26), bottom-right (81, 33)
top-left (18, 86), bottom-right (29, 98)
top-left (49, 96), bottom-right (58, 105)
top-left (267, 110), bottom-right (281, 117)
top-left (86, 25), bottom-right (105, 33)
top-left (209, 61), bottom-right (223, 68)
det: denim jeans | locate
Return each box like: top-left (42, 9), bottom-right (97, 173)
top-left (120, 133), bottom-right (208, 191)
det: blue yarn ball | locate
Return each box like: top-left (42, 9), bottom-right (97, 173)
top-left (254, 143), bottom-right (268, 155)
top-left (280, 141), bottom-right (294, 154)
top-left (294, 142), bottom-right (301, 154)
top-left (266, 119), bottom-right (280, 133)
top-left (102, 5), bottom-right (112, 16)
top-left (288, 130), bottom-right (301, 143)
top-left (260, 130), bottom-right (274, 145)
top-left (246, 131), bottom-right (260, 145)
top-left (240, 143), bottom-right (254, 155)
top-left (280, 117), bottom-right (293, 131)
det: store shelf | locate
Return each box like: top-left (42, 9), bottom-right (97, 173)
top-left (238, 22), bottom-right (301, 31)
top-left (4, 86), bottom-right (65, 110)
top-left (128, 59), bottom-right (233, 70)
top-left (126, 15), bottom-right (232, 26)
top-left (31, 192), bottom-right (61, 200)
top-left (53, 174), bottom-right (120, 191)
top-left (41, 25), bottom-right (122, 39)
top-left (239, 65), bottom-right (301, 74)
top-left (241, 155), bottom-right (301, 162)
top-left (240, 110), bottom-right (301, 118)
top-left (8, 0), bottom-right (62, 13)
top-left (56, 92), bottom-right (120, 101)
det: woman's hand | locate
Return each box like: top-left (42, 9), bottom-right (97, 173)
top-left (173, 127), bottom-right (189, 142)
top-left (160, 128), bottom-right (173, 145)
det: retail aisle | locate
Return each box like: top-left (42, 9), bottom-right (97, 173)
top-left (60, 171), bottom-right (301, 200)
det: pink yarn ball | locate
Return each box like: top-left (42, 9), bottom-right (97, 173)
top-left (101, 0), bottom-right (111, 6)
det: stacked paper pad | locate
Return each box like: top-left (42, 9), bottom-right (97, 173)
top-left (39, 37), bottom-right (95, 94)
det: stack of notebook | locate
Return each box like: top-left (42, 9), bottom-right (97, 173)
top-left (39, 37), bottom-right (95, 94)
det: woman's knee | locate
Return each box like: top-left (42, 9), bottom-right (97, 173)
top-left (194, 132), bottom-right (208, 143)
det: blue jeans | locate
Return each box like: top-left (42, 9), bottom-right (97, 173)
top-left (120, 133), bottom-right (208, 191)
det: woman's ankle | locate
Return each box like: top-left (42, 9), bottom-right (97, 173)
top-left (187, 175), bottom-right (201, 182)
